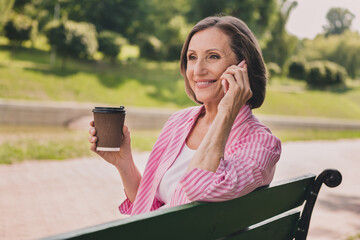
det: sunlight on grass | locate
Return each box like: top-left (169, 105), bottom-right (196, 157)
top-left (347, 234), bottom-right (360, 240)
top-left (0, 138), bottom-right (92, 164)
top-left (2, 44), bottom-right (360, 119)
top-left (0, 126), bottom-right (160, 164)
top-left (272, 128), bottom-right (360, 142)
top-left (1, 125), bottom-right (359, 164)
top-left (119, 44), bottom-right (140, 60)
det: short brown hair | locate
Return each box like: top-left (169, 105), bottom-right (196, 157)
top-left (180, 16), bottom-right (267, 109)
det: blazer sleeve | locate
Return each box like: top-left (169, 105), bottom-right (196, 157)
top-left (119, 196), bottom-right (164, 215)
top-left (178, 131), bottom-right (281, 202)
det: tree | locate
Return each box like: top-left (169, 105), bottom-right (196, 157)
top-left (45, 20), bottom-right (98, 68)
top-left (0, 0), bottom-right (15, 30)
top-left (301, 31), bottom-right (360, 79)
top-left (323, 8), bottom-right (355, 36)
top-left (187, 0), bottom-right (278, 38)
top-left (4, 13), bottom-right (33, 47)
top-left (262, 0), bottom-right (298, 68)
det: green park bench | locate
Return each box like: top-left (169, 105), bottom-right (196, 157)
top-left (42, 169), bottom-right (342, 240)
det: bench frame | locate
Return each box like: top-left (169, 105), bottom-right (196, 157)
top-left (42, 169), bottom-right (342, 240)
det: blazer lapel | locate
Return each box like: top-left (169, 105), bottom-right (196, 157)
top-left (145, 106), bottom-right (203, 212)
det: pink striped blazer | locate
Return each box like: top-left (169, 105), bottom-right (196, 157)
top-left (119, 104), bottom-right (281, 215)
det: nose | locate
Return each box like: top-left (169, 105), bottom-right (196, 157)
top-left (193, 58), bottom-right (207, 76)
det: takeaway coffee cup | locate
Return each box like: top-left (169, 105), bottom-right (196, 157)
top-left (92, 106), bottom-right (126, 151)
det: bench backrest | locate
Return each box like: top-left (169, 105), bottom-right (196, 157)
top-left (42, 170), bottom-right (341, 240)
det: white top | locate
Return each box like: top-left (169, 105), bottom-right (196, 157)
top-left (156, 144), bottom-right (196, 208)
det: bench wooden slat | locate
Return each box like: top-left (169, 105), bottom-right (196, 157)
top-left (222, 211), bottom-right (301, 240)
top-left (42, 174), bottom-right (315, 240)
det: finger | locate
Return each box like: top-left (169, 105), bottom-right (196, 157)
top-left (238, 60), bottom-right (246, 67)
top-left (90, 120), bottom-right (94, 127)
top-left (90, 142), bottom-right (97, 152)
top-left (220, 73), bottom-right (237, 90)
top-left (88, 127), bottom-right (96, 135)
top-left (223, 68), bottom-right (243, 86)
top-left (88, 135), bottom-right (97, 143)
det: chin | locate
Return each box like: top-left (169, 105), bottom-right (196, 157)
top-left (196, 94), bottom-right (221, 105)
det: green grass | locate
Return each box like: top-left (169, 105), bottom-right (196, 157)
top-left (1, 41), bottom-right (360, 163)
top-left (1, 42), bottom-right (360, 118)
top-left (0, 138), bottom-right (92, 164)
top-left (347, 234), bottom-right (360, 240)
top-left (0, 125), bottom-right (160, 164)
top-left (0, 41), bottom-right (192, 109)
top-left (272, 128), bottom-right (360, 142)
top-left (256, 84), bottom-right (360, 119)
top-left (1, 125), bottom-right (359, 164)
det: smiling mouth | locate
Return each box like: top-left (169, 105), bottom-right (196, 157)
top-left (196, 80), bottom-right (217, 85)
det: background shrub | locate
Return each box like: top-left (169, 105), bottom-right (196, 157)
top-left (287, 58), bottom-right (307, 80)
top-left (98, 30), bottom-right (126, 62)
top-left (267, 62), bottom-right (282, 78)
top-left (46, 20), bottom-right (98, 60)
top-left (4, 13), bottom-right (33, 46)
top-left (138, 34), bottom-right (164, 60)
top-left (305, 61), bottom-right (347, 88)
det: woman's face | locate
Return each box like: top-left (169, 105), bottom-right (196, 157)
top-left (186, 27), bottom-right (238, 105)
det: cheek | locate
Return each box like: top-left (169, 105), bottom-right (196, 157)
top-left (186, 67), bottom-right (193, 80)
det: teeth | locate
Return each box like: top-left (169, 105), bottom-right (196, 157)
top-left (197, 81), bottom-right (215, 85)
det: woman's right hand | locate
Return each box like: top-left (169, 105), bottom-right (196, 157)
top-left (88, 120), bottom-right (133, 168)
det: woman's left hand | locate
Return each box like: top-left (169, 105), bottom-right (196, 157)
top-left (218, 60), bottom-right (253, 118)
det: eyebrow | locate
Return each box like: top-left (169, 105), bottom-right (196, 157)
top-left (187, 48), bottom-right (223, 53)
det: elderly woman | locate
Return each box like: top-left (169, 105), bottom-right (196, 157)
top-left (89, 16), bottom-right (281, 215)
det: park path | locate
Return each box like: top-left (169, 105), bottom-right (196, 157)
top-left (1, 139), bottom-right (359, 240)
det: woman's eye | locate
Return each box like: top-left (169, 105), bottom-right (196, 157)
top-left (209, 54), bottom-right (220, 59)
top-left (188, 55), bottom-right (196, 61)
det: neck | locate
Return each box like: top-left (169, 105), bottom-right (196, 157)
top-left (202, 102), bottom-right (219, 124)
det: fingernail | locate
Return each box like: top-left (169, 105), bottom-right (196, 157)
top-left (238, 60), bottom-right (245, 66)
top-left (92, 137), bottom-right (96, 141)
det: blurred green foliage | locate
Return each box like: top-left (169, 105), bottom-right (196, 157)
top-left (98, 30), bottom-right (126, 62)
top-left (323, 7), bottom-right (355, 36)
top-left (0, 0), bottom-right (281, 62)
top-left (305, 61), bottom-right (347, 88)
top-left (267, 62), bottom-right (282, 78)
top-left (4, 12), bottom-right (33, 46)
top-left (0, 0), bottom-right (358, 84)
top-left (263, 0), bottom-right (298, 68)
top-left (45, 20), bottom-right (98, 67)
top-left (0, 0), bottom-right (15, 31)
top-left (300, 31), bottom-right (360, 79)
top-left (287, 57), bottom-right (306, 80)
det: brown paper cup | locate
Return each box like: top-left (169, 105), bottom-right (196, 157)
top-left (92, 106), bottom-right (126, 151)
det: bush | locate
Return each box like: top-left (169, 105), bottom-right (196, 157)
top-left (301, 31), bottom-right (360, 79)
top-left (137, 34), bottom-right (164, 60)
top-left (305, 61), bottom-right (347, 88)
top-left (4, 13), bottom-right (33, 46)
top-left (98, 30), bottom-right (126, 62)
top-left (164, 42), bottom-right (182, 61)
top-left (45, 20), bottom-right (98, 61)
top-left (287, 58), bottom-right (307, 80)
top-left (267, 62), bottom-right (282, 78)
